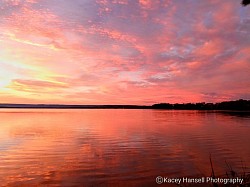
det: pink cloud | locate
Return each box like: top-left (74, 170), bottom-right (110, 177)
top-left (0, 0), bottom-right (249, 104)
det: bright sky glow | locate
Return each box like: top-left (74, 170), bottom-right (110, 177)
top-left (0, 0), bottom-right (249, 104)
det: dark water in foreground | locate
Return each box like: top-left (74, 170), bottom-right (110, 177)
top-left (0, 109), bottom-right (249, 186)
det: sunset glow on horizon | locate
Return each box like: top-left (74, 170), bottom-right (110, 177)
top-left (0, 0), bottom-right (249, 105)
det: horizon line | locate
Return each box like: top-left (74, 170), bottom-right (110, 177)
top-left (0, 99), bottom-right (249, 106)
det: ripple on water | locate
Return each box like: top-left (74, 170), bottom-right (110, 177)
top-left (0, 109), bottom-right (249, 186)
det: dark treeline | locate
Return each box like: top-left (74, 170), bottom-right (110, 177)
top-left (152, 99), bottom-right (250, 110)
top-left (0, 99), bottom-right (249, 110)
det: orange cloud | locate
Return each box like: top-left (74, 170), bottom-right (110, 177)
top-left (195, 39), bottom-right (223, 57)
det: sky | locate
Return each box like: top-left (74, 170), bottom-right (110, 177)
top-left (0, 0), bottom-right (249, 105)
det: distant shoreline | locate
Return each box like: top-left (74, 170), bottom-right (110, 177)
top-left (0, 104), bottom-right (150, 109)
top-left (0, 99), bottom-right (249, 110)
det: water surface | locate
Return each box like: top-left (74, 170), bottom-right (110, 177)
top-left (0, 109), bottom-right (249, 186)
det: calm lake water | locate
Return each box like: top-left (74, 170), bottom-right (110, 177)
top-left (0, 109), bottom-right (249, 186)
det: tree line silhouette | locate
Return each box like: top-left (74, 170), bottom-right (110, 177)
top-left (0, 99), bottom-right (249, 110)
top-left (152, 99), bottom-right (250, 110)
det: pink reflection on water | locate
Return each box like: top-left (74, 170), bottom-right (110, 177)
top-left (0, 109), bottom-right (249, 186)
